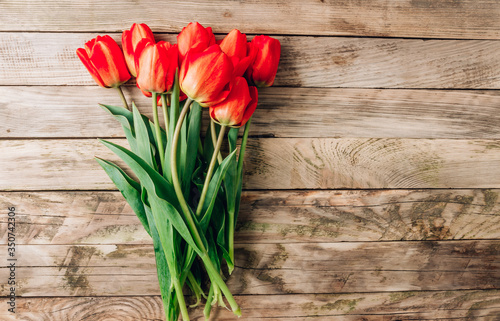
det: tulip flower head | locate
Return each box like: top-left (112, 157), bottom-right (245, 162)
top-left (135, 40), bottom-right (178, 94)
top-left (180, 44), bottom-right (233, 107)
top-left (76, 35), bottom-right (131, 88)
top-left (209, 77), bottom-right (258, 128)
top-left (246, 35), bottom-right (281, 87)
top-left (177, 22), bottom-right (216, 64)
top-left (122, 23), bottom-right (155, 77)
top-left (219, 29), bottom-right (258, 78)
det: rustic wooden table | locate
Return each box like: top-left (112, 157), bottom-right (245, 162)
top-left (1, 1), bottom-right (500, 320)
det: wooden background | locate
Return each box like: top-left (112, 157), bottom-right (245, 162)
top-left (1, 0), bottom-right (500, 320)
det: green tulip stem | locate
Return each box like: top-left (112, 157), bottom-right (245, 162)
top-left (201, 252), bottom-right (241, 316)
top-left (196, 124), bottom-right (226, 217)
top-left (116, 86), bottom-right (130, 110)
top-left (228, 117), bottom-right (252, 273)
top-left (170, 98), bottom-right (205, 250)
top-left (171, 99), bottom-right (241, 317)
top-left (237, 117), bottom-right (252, 177)
top-left (152, 93), bottom-right (165, 174)
top-left (172, 276), bottom-right (190, 321)
top-left (203, 284), bottom-right (215, 319)
top-left (210, 120), bottom-right (223, 165)
top-left (161, 94), bottom-right (170, 141)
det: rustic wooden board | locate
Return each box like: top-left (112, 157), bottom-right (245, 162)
top-left (3, 87), bottom-right (500, 139)
top-left (1, 138), bottom-right (499, 190)
top-left (1, 290), bottom-right (499, 320)
top-left (1, 0), bottom-right (500, 39)
top-left (1, 190), bottom-right (498, 245)
top-left (0, 241), bottom-right (498, 296)
top-left (2, 33), bottom-right (500, 88)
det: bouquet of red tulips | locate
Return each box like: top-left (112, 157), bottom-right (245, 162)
top-left (76, 22), bottom-right (280, 320)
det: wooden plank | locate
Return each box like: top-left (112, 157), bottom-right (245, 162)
top-left (1, 190), bottom-right (499, 245)
top-left (1, 290), bottom-right (499, 320)
top-left (1, 0), bottom-right (500, 39)
top-left (3, 87), bottom-right (500, 139)
top-left (1, 138), bottom-right (500, 190)
top-left (0, 241), bottom-right (498, 296)
top-left (2, 33), bottom-right (500, 88)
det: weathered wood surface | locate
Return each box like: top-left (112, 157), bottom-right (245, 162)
top-left (1, 138), bottom-right (499, 190)
top-left (3, 87), bottom-right (500, 139)
top-left (2, 33), bottom-right (500, 88)
top-left (1, 190), bottom-right (498, 245)
top-left (1, 290), bottom-right (499, 320)
top-left (0, 240), bottom-right (498, 296)
top-left (2, 0), bottom-right (500, 40)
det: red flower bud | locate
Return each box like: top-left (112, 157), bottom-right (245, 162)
top-left (246, 35), bottom-right (281, 87)
top-left (177, 22), bottom-right (216, 64)
top-left (209, 77), bottom-right (258, 128)
top-left (76, 35), bottom-right (131, 88)
top-left (122, 23), bottom-right (155, 77)
top-left (135, 41), bottom-right (178, 94)
top-left (180, 44), bottom-right (233, 107)
top-left (219, 29), bottom-right (257, 77)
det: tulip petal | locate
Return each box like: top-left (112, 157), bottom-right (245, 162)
top-left (180, 45), bottom-right (233, 107)
top-left (249, 36), bottom-right (281, 87)
top-left (90, 36), bottom-right (130, 87)
top-left (76, 47), bottom-right (106, 87)
top-left (122, 30), bottom-right (136, 76)
top-left (209, 77), bottom-right (252, 127)
top-left (239, 86), bottom-right (258, 127)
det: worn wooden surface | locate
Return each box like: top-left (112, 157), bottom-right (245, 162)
top-left (1, 190), bottom-right (498, 245)
top-left (0, 240), bottom-right (499, 296)
top-left (2, 0), bottom-right (500, 39)
top-left (1, 290), bottom-right (500, 320)
top-left (2, 87), bottom-right (500, 139)
top-left (1, 138), bottom-right (500, 190)
top-left (1, 0), bottom-right (500, 320)
top-left (2, 33), bottom-right (500, 88)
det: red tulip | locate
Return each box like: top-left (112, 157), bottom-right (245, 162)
top-left (209, 77), bottom-right (258, 128)
top-left (246, 35), bottom-right (281, 87)
top-left (135, 40), bottom-right (178, 94)
top-left (177, 22), bottom-right (216, 64)
top-left (180, 44), bottom-right (233, 107)
top-left (219, 29), bottom-right (257, 77)
top-left (76, 35), bottom-right (131, 88)
top-left (122, 23), bottom-right (155, 77)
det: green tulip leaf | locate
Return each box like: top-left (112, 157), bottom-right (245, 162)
top-left (228, 127), bottom-right (239, 153)
top-left (200, 150), bottom-right (237, 231)
top-left (99, 139), bottom-right (202, 257)
top-left (132, 102), bottom-right (156, 169)
top-left (183, 102), bottom-right (202, 195)
top-left (94, 157), bottom-right (150, 236)
top-left (141, 189), bottom-right (177, 319)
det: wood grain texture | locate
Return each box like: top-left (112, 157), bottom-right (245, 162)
top-left (1, 290), bottom-right (499, 320)
top-left (1, 138), bottom-right (499, 190)
top-left (2, 33), bottom-right (500, 88)
top-left (2, 87), bottom-right (500, 139)
top-left (1, 190), bottom-right (498, 245)
top-left (1, 0), bottom-right (500, 39)
top-left (0, 241), bottom-right (498, 296)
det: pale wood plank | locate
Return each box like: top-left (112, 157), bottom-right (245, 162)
top-left (0, 241), bottom-right (498, 296)
top-left (3, 87), bottom-right (500, 139)
top-left (1, 190), bottom-right (499, 245)
top-left (1, 138), bottom-right (499, 190)
top-left (2, 33), bottom-right (500, 88)
top-left (1, 290), bottom-right (499, 320)
top-left (1, 0), bottom-right (500, 39)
